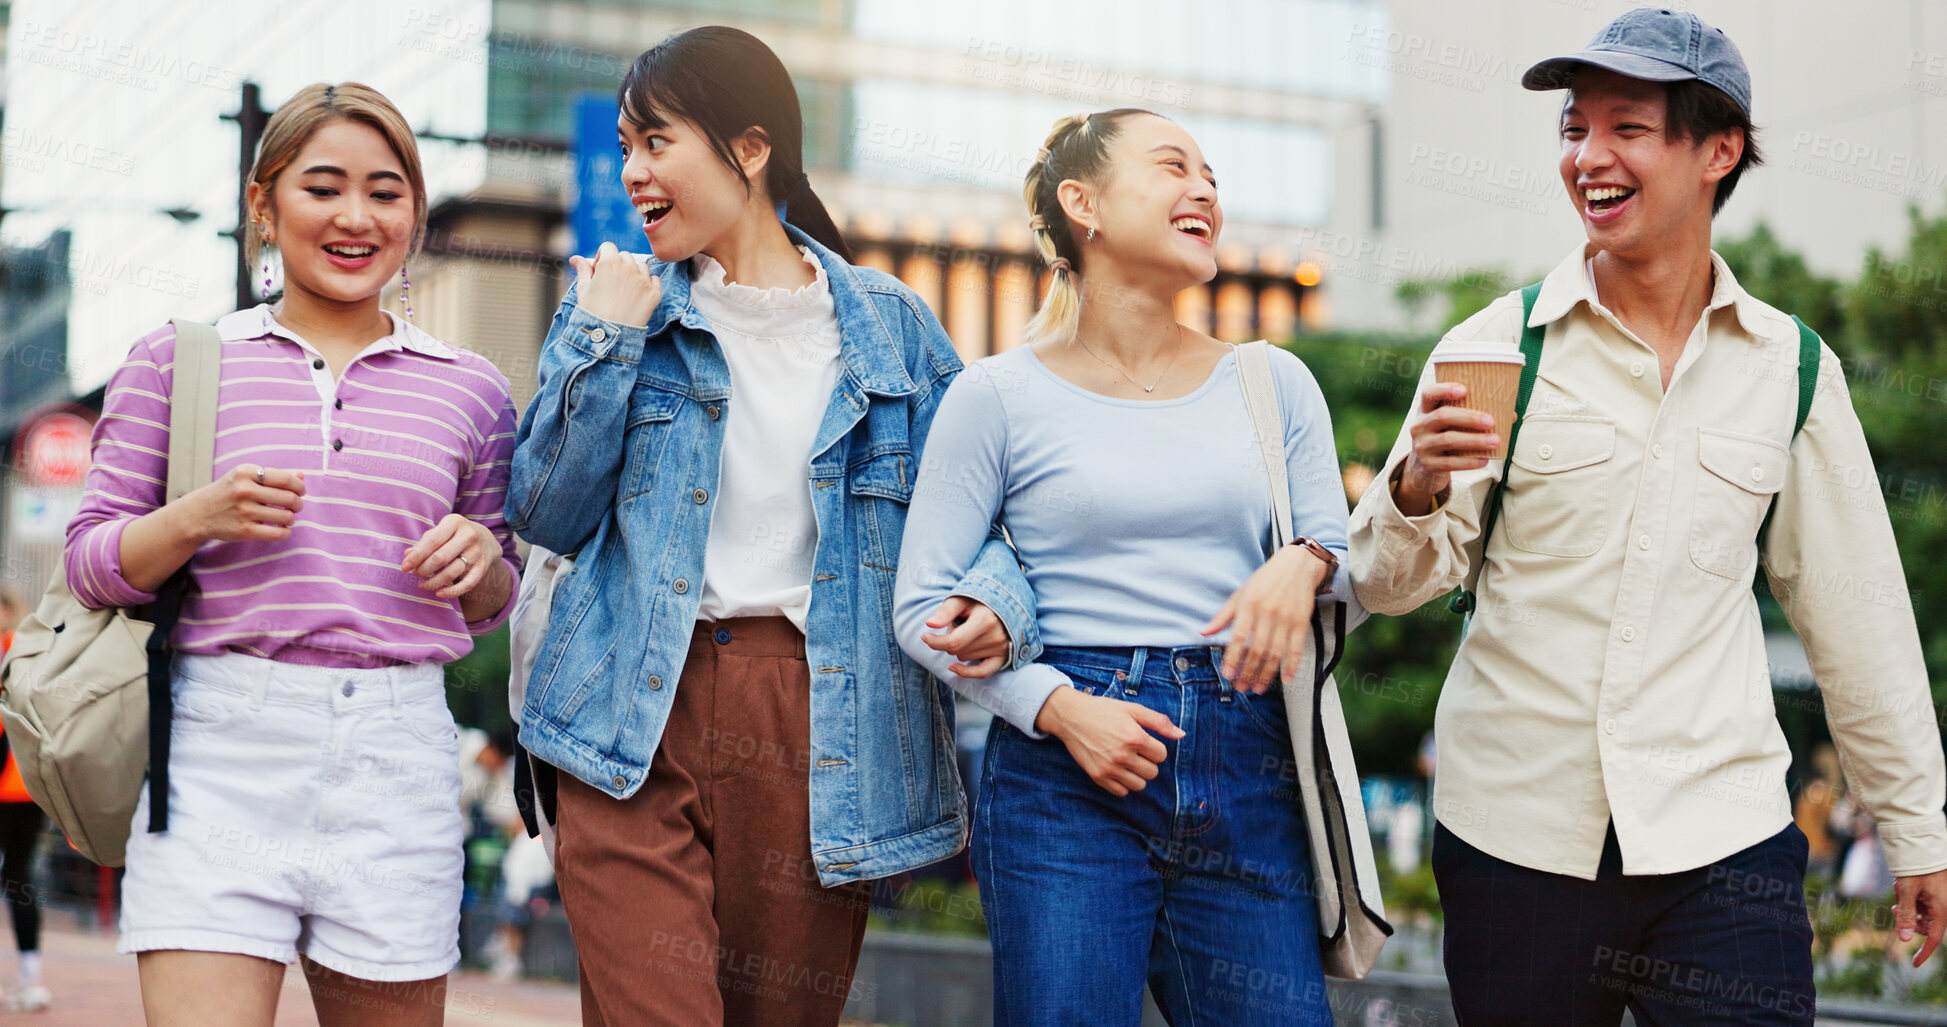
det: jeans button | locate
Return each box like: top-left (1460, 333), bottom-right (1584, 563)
top-left (1174, 657), bottom-right (1189, 672)
top-left (341, 682), bottom-right (354, 697)
top-left (590, 327), bottom-right (608, 344)
top-left (715, 629), bottom-right (732, 645)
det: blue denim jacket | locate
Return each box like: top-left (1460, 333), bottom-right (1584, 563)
top-left (505, 225), bottom-right (1040, 884)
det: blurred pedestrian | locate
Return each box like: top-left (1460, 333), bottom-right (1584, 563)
top-left (0, 584), bottom-right (49, 1012)
top-left (1797, 743), bottom-right (1845, 884)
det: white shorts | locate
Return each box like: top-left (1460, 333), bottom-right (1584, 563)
top-left (119, 652), bottom-right (464, 982)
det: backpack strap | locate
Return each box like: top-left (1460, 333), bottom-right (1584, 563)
top-left (165, 320), bottom-right (222, 503)
top-left (1448, 283), bottom-right (1546, 616)
top-left (1756, 317), bottom-right (1821, 550)
top-left (145, 319), bottom-right (222, 833)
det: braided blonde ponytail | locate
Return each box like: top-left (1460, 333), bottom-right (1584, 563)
top-left (1021, 108), bottom-right (1154, 344)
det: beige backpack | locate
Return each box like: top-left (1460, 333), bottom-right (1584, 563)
top-left (0, 320), bottom-right (220, 866)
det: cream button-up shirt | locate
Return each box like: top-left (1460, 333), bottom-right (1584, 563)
top-left (1349, 245), bottom-right (1947, 880)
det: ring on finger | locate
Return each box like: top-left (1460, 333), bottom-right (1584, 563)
top-left (459, 555), bottom-right (471, 572)
top-left (254, 466), bottom-right (266, 486)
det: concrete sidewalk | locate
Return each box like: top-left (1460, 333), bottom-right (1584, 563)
top-left (14, 919), bottom-right (584, 1026)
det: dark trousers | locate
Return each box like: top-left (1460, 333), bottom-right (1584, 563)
top-left (1434, 821), bottom-right (1815, 1026)
top-left (0, 803), bottom-right (41, 954)
top-left (553, 617), bottom-right (870, 1027)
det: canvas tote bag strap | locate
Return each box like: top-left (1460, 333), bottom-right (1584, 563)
top-left (1235, 341), bottom-right (1292, 549)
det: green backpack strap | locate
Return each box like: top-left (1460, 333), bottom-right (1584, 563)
top-left (1448, 283), bottom-right (1547, 616)
top-left (1756, 317), bottom-right (1821, 549)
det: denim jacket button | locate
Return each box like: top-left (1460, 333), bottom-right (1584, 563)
top-left (648, 675), bottom-right (663, 690)
top-left (612, 774), bottom-right (627, 789)
top-left (693, 488), bottom-right (708, 504)
top-left (706, 405), bottom-right (721, 420)
top-left (590, 327), bottom-right (608, 343)
top-left (673, 579), bottom-right (689, 594)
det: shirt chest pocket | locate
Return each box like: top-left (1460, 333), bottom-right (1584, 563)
top-left (849, 449), bottom-right (912, 569)
top-left (622, 386), bottom-right (683, 501)
top-left (1688, 427), bottom-right (1787, 581)
top-left (1503, 417), bottom-right (1617, 559)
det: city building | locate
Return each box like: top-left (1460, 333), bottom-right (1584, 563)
top-left (1329, 0), bottom-right (1947, 331)
top-left (405, 0), bottom-right (1394, 412)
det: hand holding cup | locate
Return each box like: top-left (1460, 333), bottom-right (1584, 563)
top-left (1397, 347), bottom-right (1525, 513)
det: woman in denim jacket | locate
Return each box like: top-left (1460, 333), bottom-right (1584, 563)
top-left (504, 27), bottom-right (1036, 1027)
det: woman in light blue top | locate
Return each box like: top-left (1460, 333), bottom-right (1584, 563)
top-left (893, 108), bottom-right (1353, 1025)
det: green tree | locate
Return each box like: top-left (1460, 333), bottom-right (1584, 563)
top-left (1394, 269), bottom-right (1516, 331)
top-left (1835, 204), bottom-right (1947, 693)
top-left (1848, 205), bottom-right (1947, 361)
top-left (1715, 222), bottom-right (1847, 337)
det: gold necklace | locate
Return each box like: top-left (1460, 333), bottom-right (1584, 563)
top-left (1075, 322), bottom-right (1184, 394)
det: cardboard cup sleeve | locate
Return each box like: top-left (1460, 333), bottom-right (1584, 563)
top-left (1433, 349), bottom-right (1526, 459)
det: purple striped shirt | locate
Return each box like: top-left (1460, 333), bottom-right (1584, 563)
top-left (65, 305), bottom-right (523, 668)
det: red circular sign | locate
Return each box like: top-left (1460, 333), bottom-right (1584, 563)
top-left (19, 412), bottom-right (94, 488)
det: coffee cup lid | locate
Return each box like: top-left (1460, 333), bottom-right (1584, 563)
top-left (1433, 345), bottom-right (1526, 366)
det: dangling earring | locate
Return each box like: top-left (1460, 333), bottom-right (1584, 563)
top-left (399, 264), bottom-right (414, 320)
top-left (257, 223), bottom-right (274, 300)
top-left (1086, 225), bottom-right (1097, 243)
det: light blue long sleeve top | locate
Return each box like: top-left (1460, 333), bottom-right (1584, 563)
top-left (893, 343), bottom-right (1353, 738)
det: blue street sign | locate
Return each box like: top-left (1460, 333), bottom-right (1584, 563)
top-left (572, 92), bottom-right (648, 261)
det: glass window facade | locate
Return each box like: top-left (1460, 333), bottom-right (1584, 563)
top-left (854, 0), bottom-right (1390, 103)
top-left (853, 80), bottom-right (1332, 226)
top-left (484, 0), bottom-right (1370, 224)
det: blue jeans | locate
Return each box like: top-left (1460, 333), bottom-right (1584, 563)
top-left (972, 645), bottom-right (1331, 1027)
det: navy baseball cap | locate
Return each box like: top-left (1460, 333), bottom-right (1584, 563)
top-left (1522, 8), bottom-right (1752, 116)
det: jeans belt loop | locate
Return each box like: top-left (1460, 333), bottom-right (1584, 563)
top-left (1124, 647), bottom-right (1147, 696)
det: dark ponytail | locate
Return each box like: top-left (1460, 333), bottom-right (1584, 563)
top-left (618, 26), bottom-right (853, 262)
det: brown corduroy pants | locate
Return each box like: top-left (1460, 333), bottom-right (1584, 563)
top-left (554, 617), bottom-right (871, 1027)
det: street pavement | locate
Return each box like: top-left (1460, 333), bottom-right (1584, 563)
top-left (11, 919), bottom-right (583, 1026)
top-left (4, 918), bottom-right (1910, 1026)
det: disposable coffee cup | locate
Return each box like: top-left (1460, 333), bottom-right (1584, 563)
top-left (1432, 347), bottom-right (1526, 459)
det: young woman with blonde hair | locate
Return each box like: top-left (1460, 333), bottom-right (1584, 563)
top-left (895, 108), bottom-right (1356, 1024)
top-left (67, 82), bottom-right (520, 1026)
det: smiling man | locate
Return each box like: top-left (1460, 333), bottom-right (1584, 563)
top-left (1348, 9), bottom-right (1947, 1024)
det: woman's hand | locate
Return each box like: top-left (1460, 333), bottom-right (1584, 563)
top-left (919, 595), bottom-right (1012, 678)
top-left (179, 465), bottom-right (306, 544)
top-left (403, 514), bottom-right (505, 601)
top-left (1034, 687), bottom-right (1185, 796)
top-left (569, 242), bottom-right (662, 329)
top-left (1201, 544), bottom-right (1330, 693)
top-left (120, 464), bottom-right (307, 592)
